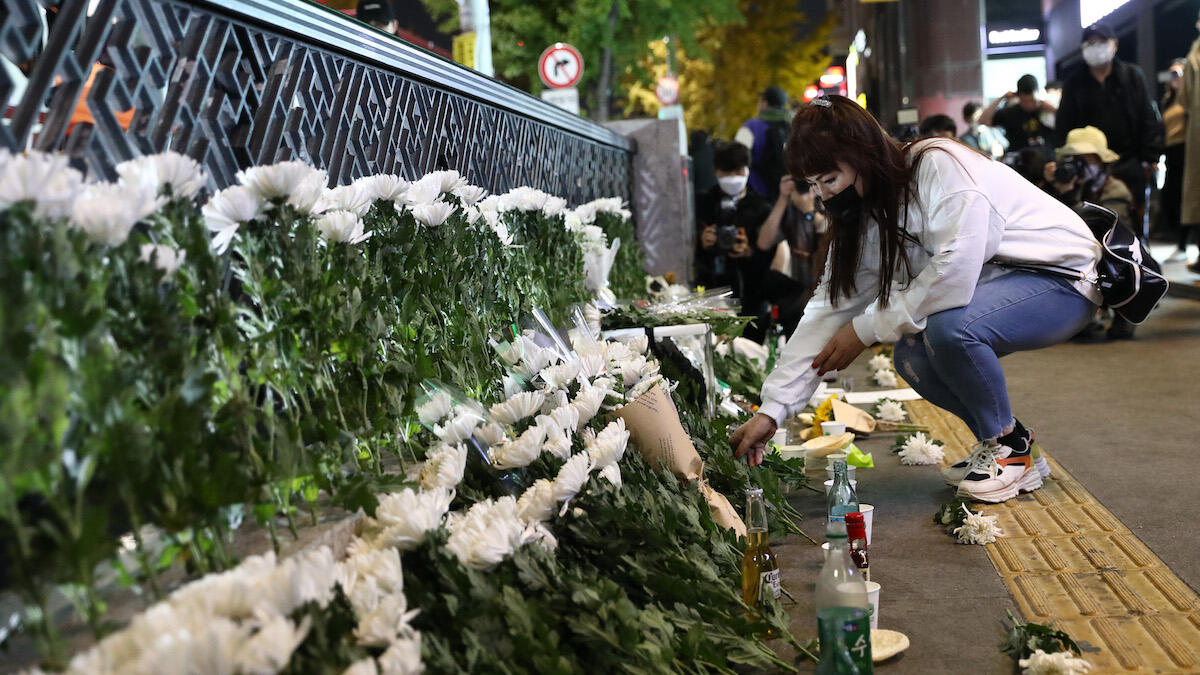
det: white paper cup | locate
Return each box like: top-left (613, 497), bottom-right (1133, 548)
top-left (772, 428), bottom-right (789, 447)
top-left (866, 581), bottom-right (881, 630)
top-left (823, 478), bottom-right (858, 494)
top-left (859, 504), bottom-right (874, 546)
top-left (825, 453), bottom-right (847, 467)
top-left (821, 421), bottom-right (846, 436)
top-left (821, 541), bottom-right (831, 562)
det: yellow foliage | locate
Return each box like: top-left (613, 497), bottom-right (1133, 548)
top-left (624, 0), bottom-right (836, 139)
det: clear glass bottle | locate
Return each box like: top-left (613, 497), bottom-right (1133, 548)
top-left (816, 521), bottom-right (873, 673)
top-left (826, 459), bottom-right (860, 527)
top-left (740, 487), bottom-right (780, 633)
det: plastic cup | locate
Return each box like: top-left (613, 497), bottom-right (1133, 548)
top-left (772, 428), bottom-right (789, 447)
top-left (866, 581), bottom-right (881, 630)
top-left (823, 478), bottom-right (858, 494)
top-left (821, 421), bottom-right (846, 436)
top-left (859, 504), bottom-right (874, 546)
top-left (821, 541), bottom-right (831, 562)
top-left (825, 453), bottom-right (847, 467)
top-left (826, 464), bottom-right (857, 482)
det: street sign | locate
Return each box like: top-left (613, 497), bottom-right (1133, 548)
top-left (655, 75), bottom-right (679, 106)
top-left (538, 43), bottom-right (584, 89)
top-left (541, 86), bottom-right (580, 114)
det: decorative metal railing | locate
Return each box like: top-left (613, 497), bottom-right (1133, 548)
top-left (0, 0), bottom-right (633, 203)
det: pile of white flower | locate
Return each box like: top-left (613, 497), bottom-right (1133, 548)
top-left (897, 432), bottom-right (945, 466)
top-left (1018, 649), bottom-right (1091, 674)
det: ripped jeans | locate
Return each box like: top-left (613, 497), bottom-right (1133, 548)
top-left (893, 271), bottom-right (1095, 440)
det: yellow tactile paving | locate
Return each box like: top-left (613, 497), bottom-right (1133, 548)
top-left (906, 399), bottom-right (1200, 674)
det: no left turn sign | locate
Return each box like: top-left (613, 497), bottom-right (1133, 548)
top-left (538, 43), bottom-right (584, 89)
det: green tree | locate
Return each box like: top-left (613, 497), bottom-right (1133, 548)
top-left (625, 0), bottom-right (835, 138)
top-left (421, 0), bottom-right (741, 120)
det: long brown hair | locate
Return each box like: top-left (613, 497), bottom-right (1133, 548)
top-left (786, 95), bottom-right (917, 307)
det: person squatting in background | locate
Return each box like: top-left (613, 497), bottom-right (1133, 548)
top-left (730, 95), bottom-right (1103, 504)
top-left (1043, 126), bottom-right (1137, 340)
top-left (694, 140), bottom-right (774, 342)
top-left (735, 86), bottom-right (792, 203)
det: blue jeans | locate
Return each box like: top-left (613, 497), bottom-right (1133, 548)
top-left (893, 271), bottom-right (1094, 440)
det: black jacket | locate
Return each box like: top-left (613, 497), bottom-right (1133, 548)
top-left (1056, 59), bottom-right (1164, 163)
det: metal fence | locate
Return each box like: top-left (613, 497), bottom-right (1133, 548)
top-left (0, 0), bottom-right (633, 203)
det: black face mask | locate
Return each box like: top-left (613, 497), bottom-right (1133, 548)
top-left (822, 181), bottom-right (864, 225)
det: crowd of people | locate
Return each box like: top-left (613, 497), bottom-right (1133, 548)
top-left (695, 20), bottom-right (1188, 344)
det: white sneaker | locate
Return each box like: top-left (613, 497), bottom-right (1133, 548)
top-left (943, 442), bottom-right (994, 486)
top-left (957, 441), bottom-right (1042, 503)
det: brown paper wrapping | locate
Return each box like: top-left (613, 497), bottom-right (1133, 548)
top-left (702, 483), bottom-right (747, 536)
top-left (616, 383), bottom-right (703, 481)
top-left (832, 399), bottom-right (877, 434)
top-left (618, 383), bottom-right (744, 534)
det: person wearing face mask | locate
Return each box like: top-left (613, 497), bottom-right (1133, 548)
top-left (695, 140), bottom-right (774, 339)
top-left (1056, 23), bottom-right (1164, 234)
top-left (729, 96), bottom-right (1104, 504)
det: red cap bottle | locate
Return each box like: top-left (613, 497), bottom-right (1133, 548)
top-left (845, 512), bottom-right (869, 581)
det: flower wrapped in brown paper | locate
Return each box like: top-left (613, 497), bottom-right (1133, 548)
top-left (616, 382), bottom-right (703, 481)
top-left (832, 398), bottom-right (876, 435)
top-left (617, 382), bottom-right (744, 534)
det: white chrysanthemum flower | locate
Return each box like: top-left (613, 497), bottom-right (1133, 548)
top-left (522, 522), bottom-right (558, 551)
top-left (577, 353), bottom-right (606, 379)
top-left (116, 152), bottom-right (207, 200)
top-left (875, 399), bottom-right (907, 423)
top-left (623, 335), bottom-right (649, 355)
top-left (203, 185), bottom-right (263, 253)
top-left (415, 169), bottom-right (466, 196)
top-left (236, 160), bottom-right (327, 202)
top-left (587, 419), bottom-right (629, 468)
top-left (599, 463), bottom-right (622, 488)
top-left (541, 388), bottom-right (569, 415)
top-left (897, 432), bottom-right (945, 466)
top-left (378, 633), bottom-right (424, 675)
top-left (71, 180), bottom-right (165, 246)
top-left (625, 375), bottom-right (665, 403)
top-left (594, 197), bottom-right (629, 217)
top-left (502, 373), bottom-right (526, 398)
top-left (139, 244), bottom-right (186, 277)
top-left (577, 224), bottom-right (606, 253)
top-left (516, 479), bottom-right (557, 523)
top-left (354, 594), bottom-right (419, 648)
top-left (433, 411), bottom-right (482, 444)
top-left (319, 184), bottom-right (374, 216)
top-left (370, 487), bottom-right (453, 550)
top-left (604, 341), bottom-right (638, 366)
top-left (539, 360), bottom-right (583, 391)
top-left (553, 452), bottom-right (592, 503)
top-left (453, 184), bottom-right (488, 206)
top-left (549, 405), bottom-right (580, 435)
top-left (485, 213), bottom-right (515, 245)
top-left (411, 201), bottom-right (457, 227)
top-left (235, 611), bottom-right (311, 674)
top-left (617, 355), bottom-right (660, 389)
top-left (445, 496), bottom-right (526, 569)
top-left (1018, 649), bottom-right (1091, 675)
top-left (953, 505), bottom-right (1004, 545)
top-left (265, 546), bottom-right (340, 614)
top-left (475, 422), bottom-right (508, 447)
top-left (873, 368), bottom-right (899, 387)
top-left (418, 444), bottom-right (467, 491)
top-left (504, 186), bottom-right (550, 212)
top-left (343, 658), bottom-right (380, 675)
top-left (0, 150), bottom-right (84, 220)
top-left (399, 178), bottom-right (441, 207)
top-left (570, 385), bottom-right (607, 427)
top-left (489, 391), bottom-right (546, 425)
top-left (519, 346), bottom-right (560, 377)
top-left (868, 353), bottom-right (894, 372)
top-left (564, 210), bottom-right (584, 232)
top-left (317, 209), bottom-right (372, 244)
top-left (542, 196), bottom-right (568, 217)
top-left (573, 202), bottom-right (598, 225)
top-left (491, 425), bottom-right (547, 469)
top-left (542, 428), bottom-right (572, 460)
top-left (416, 391), bottom-right (455, 426)
top-left (353, 174), bottom-right (410, 202)
top-left (476, 194), bottom-right (505, 212)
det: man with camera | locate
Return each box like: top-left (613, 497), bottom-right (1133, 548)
top-left (1042, 126), bottom-right (1137, 340)
top-left (696, 140), bottom-right (773, 340)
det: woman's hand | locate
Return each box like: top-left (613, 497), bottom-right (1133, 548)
top-left (812, 322), bottom-right (867, 375)
top-left (730, 413), bottom-right (778, 467)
